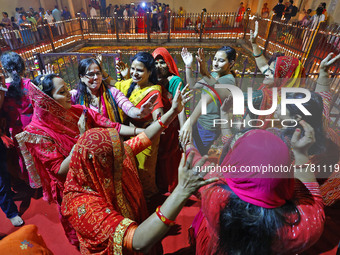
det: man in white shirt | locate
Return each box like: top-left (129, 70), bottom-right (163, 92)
top-left (44, 10), bottom-right (57, 37)
top-left (44, 10), bottom-right (54, 24)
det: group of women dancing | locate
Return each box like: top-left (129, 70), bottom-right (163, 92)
top-left (0, 20), bottom-right (339, 254)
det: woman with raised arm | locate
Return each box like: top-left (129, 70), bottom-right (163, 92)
top-left (180, 46), bottom-right (236, 155)
top-left (71, 57), bottom-right (154, 124)
top-left (151, 47), bottom-right (186, 192)
top-left (115, 52), bottom-right (167, 197)
top-left (15, 74), bottom-right (152, 246)
top-left (250, 20), bottom-right (340, 145)
top-left (180, 21), bottom-right (340, 148)
top-left (187, 122), bottom-right (325, 254)
top-left (61, 86), bottom-right (208, 255)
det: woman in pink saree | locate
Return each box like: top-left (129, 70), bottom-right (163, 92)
top-left (187, 126), bottom-right (325, 254)
top-left (16, 74), bottom-right (146, 246)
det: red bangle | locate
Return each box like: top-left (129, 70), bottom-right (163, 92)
top-left (158, 117), bottom-right (168, 129)
top-left (155, 206), bottom-right (175, 227)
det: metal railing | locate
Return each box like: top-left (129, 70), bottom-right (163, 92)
top-left (2, 12), bottom-right (340, 127)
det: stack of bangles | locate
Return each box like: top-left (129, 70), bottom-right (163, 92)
top-left (155, 206), bottom-right (176, 227)
top-left (253, 49), bottom-right (263, 58)
top-left (158, 117), bottom-right (168, 129)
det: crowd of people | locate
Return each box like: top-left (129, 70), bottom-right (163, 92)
top-left (0, 16), bottom-right (339, 254)
top-left (269, 0), bottom-right (329, 26)
top-left (0, 2), bottom-right (186, 50)
top-left (0, 5), bottom-right (76, 50)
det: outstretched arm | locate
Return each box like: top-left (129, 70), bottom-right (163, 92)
top-left (250, 21), bottom-right (269, 73)
top-left (132, 152), bottom-right (218, 253)
top-left (144, 84), bottom-right (191, 141)
top-left (179, 85), bottom-right (231, 146)
top-left (181, 47), bottom-right (196, 89)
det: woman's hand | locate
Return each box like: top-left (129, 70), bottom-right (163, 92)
top-left (220, 96), bottom-right (233, 118)
top-left (171, 83), bottom-right (192, 114)
top-left (319, 52), bottom-right (340, 74)
top-left (249, 20), bottom-right (258, 44)
top-left (291, 120), bottom-right (317, 182)
top-left (181, 47), bottom-right (194, 67)
top-left (176, 152), bottom-right (218, 197)
top-left (291, 120), bottom-right (315, 157)
top-left (95, 54), bottom-right (103, 67)
top-left (179, 119), bottom-right (192, 148)
top-left (136, 94), bottom-right (158, 118)
top-left (196, 48), bottom-right (211, 78)
top-left (116, 61), bottom-right (130, 79)
top-left (78, 110), bottom-right (88, 135)
top-left (42, 64), bottom-right (56, 75)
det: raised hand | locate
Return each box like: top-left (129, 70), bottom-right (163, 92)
top-left (249, 20), bottom-right (259, 44)
top-left (171, 83), bottom-right (192, 114)
top-left (42, 64), bottom-right (56, 75)
top-left (116, 61), bottom-right (130, 79)
top-left (177, 152), bottom-right (218, 196)
top-left (181, 47), bottom-right (194, 67)
top-left (95, 54), bottom-right (103, 67)
top-left (138, 94), bottom-right (158, 118)
top-left (196, 48), bottom-right (210, 77)
top-left (220, 96), bottom-right (233, 115)
top-left (291, 120), bottom-right (315, 155)
top-left (320, 52), bottom-right (340, 73)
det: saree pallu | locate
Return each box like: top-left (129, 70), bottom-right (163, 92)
top-left (73, 84), bottom-right (126, 123)
top-left (155, 77), bottom-right (183, 193)
top-left (62, 128), bottom-right (157, 254)
top-left (16, 83), bottom-right (121, 247)
top-left (115, 79), bottom-right (163, 197)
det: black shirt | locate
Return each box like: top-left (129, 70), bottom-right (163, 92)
top-left (273, 4), bottom-right (285, 18)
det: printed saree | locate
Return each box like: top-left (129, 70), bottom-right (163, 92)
top-left (16, 83), bottom-right (121, 203)
top-left (258, 56), bottom-right (306, 129)
top-left (72, 83), bottom-right (129, 123)
top-left (62, 128), bottom-right (153, 255)
top-left (15, 83), bottom-right (121, 246)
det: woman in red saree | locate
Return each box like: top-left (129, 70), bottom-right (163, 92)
top-left (235, 2), bottom-right (245, 27)
top-left (152, 47), bottom-right (185, 192)
top-left (16, 74), bottom-right (144, 246)
top-left (188, 126), bottom-right (324, 254)
top-left (61, 87), bottom-right (217, 255)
